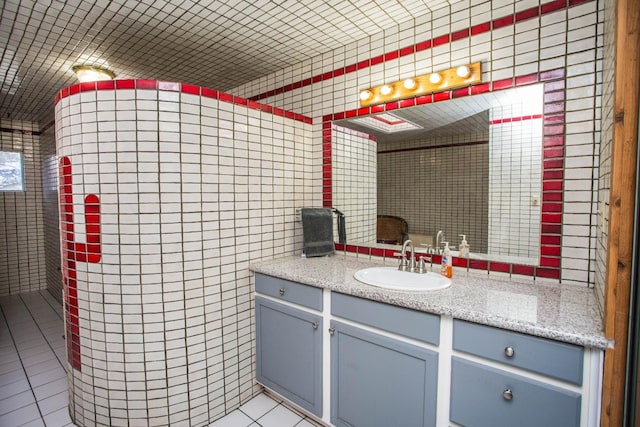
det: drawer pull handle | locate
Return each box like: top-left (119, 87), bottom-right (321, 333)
top-left (504, 346), bottom-right (515, 357)
top-left (312, 321), bottom-right (319, 330)
top-left (279, 288), bottom-right (285, 296)
top-left (503, 389), bottom-right (513, 401)
top-left (328, 327), bottom-right (335, 335)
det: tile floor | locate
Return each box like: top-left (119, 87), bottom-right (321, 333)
top-left (0, 291), bottom-right (324, 427)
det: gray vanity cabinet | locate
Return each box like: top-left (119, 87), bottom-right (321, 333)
top-left (330, 321), bottom-right (439, 427)
top-left (330, 293), bottom-right (440, 427)
top-left (450, 320), bottom-right (583, 427)
top-left (255, 276), bottom-right (324, 418)
top-left (450, 358), bottom-right (581, 427)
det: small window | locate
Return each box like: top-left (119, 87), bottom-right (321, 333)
top-left (0, 151), bottom-right (24, 191)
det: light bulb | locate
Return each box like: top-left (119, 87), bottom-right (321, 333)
top-left (72, 65), bottom-right (115, 82)
top-left (429, 73), bottom-right (442, 84)
top-left (403, 79), bottom-right (416, 89)
top-left (380, 85), bottom-right (392, 95)
top-left (360, 90), bottom-right (372, 101)
top-left (456, 65), bottom-right (471, 78)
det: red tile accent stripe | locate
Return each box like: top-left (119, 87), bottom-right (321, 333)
top-left (489, 114), bottom-right (543, 125)
top-left (54, 80), bottom-right (312, 125)
top-left (59, 157), bottom-right (102, 372)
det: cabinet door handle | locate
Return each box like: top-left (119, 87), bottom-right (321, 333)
top-left (328, 327), bottom-right (335, 335)
top-left (502, 389), bottom-right (513, 401)
top-left (312, 321), bottom-right (319, 330)
top-left (279, 288), bottom-right (285, 296)
top-left (504, 346), bottom-right (515, 357)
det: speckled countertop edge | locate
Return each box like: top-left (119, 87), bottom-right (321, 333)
top-left (250, 255), bottom-right (610, 350)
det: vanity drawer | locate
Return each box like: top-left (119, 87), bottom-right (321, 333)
top-left (255, 274), bottom-right (323, 311)
top-left (331, 292), bottom-right (440, 345)
top-left (453, 320), bottom-right (583, 385)
top-left (450, 357), bottom-right (581, 427)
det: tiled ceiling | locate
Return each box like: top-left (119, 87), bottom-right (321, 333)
top-left (0, 0), bottom-right (455, 125)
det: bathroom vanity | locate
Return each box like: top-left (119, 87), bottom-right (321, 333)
top-left (251, 256), bottom-right (607, 427)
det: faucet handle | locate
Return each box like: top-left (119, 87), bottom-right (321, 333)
top-left (417, 257), bottom-right (429, 273)
top-left (420, 244), bottom-right (433, 254)
top-left (393, 252), bottom-right (409, 271)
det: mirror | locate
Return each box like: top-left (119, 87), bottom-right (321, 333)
top-left (332, 84), bottom-right (544, 265)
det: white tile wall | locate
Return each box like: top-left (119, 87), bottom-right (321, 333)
top-left (39, 123), bottom-right (62, 302)
top-left (21, 1), bottom-right (608, 425)
top-left (0, 119), bottom-right (47, 296)
top-left (595, 0), bottom-right (615, 310)
top-left (233, 0), bottom-right (603, 284)
top-left (55, 84), bottom-right (315, 426)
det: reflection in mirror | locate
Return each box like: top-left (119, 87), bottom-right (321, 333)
top-left (332, 84), bottom-right (544, 265)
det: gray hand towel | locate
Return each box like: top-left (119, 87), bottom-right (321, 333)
top-left (301, 207), bottom-right (335, 257)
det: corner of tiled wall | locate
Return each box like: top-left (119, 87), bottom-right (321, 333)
top-left (40, 121), bottom-right (62, 302)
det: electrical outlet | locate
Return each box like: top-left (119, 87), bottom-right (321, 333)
top-left (531, 195), bottom-right (540, 206)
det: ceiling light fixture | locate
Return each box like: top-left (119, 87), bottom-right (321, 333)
top-left (358, 62), bottom-right (482, 107)
top-left (72, 65), bottom-right (115, 83)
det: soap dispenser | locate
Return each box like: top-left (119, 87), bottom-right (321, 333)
top-left (459, 235), bottom-right (470, 258)
top-left (440, 242), bottom-right (452, 278)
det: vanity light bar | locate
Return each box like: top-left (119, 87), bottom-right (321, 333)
top-left (359, 62), bottom-right (482, 107)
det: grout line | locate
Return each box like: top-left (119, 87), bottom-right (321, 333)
top-left (19, 293), bottom-right (67, 373)
top-left (0, 296), bottom-right (46, 423)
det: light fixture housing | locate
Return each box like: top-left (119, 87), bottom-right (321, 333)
top-left (72, 65), bottom-right (115, 83)
top-left (358, 62), bottom-right (482, 107)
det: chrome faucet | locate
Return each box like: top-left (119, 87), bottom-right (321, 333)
top-left (435, 230), bottom-right (444, 254)
top-left (398, 239), bottom-right (416, 272)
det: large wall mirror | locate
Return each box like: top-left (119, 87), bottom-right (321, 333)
top-left (332, 84), bottom-right (544, 266)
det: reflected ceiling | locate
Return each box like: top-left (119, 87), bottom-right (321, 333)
top-left (335, 87), bottom-right (537, 142)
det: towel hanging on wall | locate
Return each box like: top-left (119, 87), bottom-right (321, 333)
top-left (301, 207), bottom-right (335, 257)
top-left (332, 207), bottom-right (346, 244)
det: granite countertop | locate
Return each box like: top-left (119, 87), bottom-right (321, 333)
top-left (250, 255), bottom-right (610, 350)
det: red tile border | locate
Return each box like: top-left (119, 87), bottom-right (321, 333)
top-left (492, 15), bottom-right (514, 30)
top-left (451, 28), bottom-right (470, 42)
top-left (516, 6), bottom-right (540, 22)
top-left (135, 80), bottom-right (156, 90)
top-left (326, 70), bottom-right (568, 279)
top-left (55, 80), bottom-right (311, 124)
top-left (181, 83), bottom-right (200, 95)
top-left (115, 79), bottom-right (135, 89)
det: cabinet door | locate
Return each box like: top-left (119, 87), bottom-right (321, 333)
top-left (330, 320), bottom-right (438, 427)
top-left (450, 357), bottom-right (581, 427)
top-left (255, 296), bottom-right (323, 417)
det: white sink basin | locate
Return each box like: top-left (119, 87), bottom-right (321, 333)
top-left (353, 267), bottom-right (452, 291)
